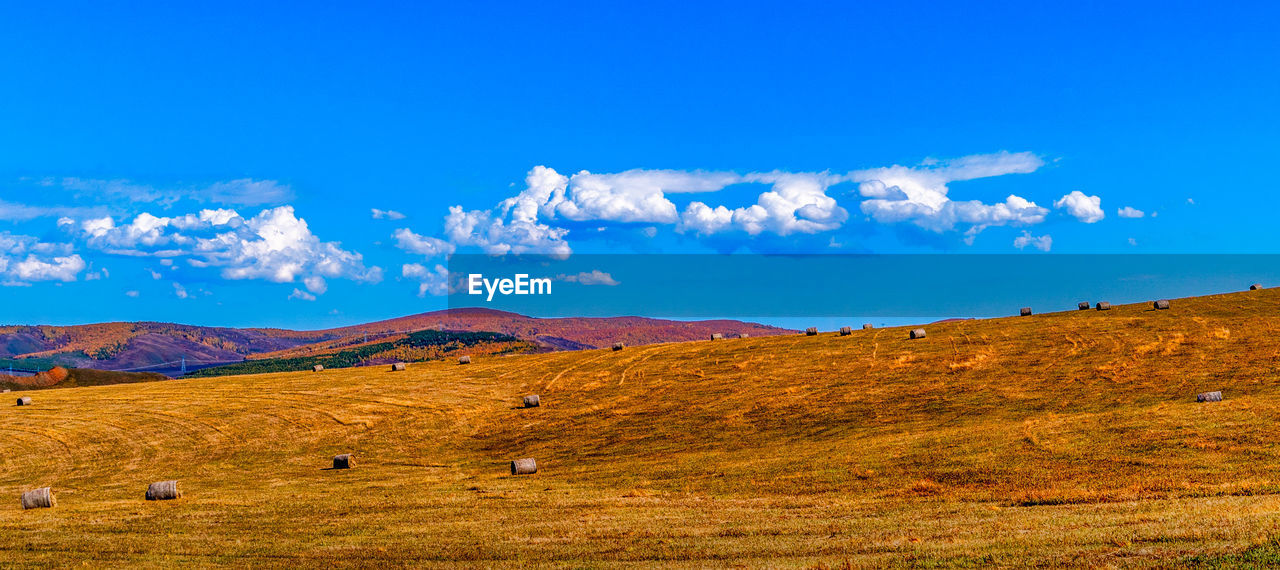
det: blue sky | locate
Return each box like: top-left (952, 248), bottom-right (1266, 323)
top-left (1, 1), bottom-right (1277, 329)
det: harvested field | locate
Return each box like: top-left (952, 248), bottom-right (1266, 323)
top-left (5, 290), bottom-right (1280, 566)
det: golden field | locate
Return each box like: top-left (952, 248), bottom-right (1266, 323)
top-left (5, 289), bottom-right (1280, 567)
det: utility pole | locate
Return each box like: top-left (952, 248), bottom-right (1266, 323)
top-left (180, 356), bottom-right (187, 376)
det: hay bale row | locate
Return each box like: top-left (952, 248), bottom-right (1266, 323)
top-left (523, 395), bottom-right (540, 408)
top-left (612, 342), bottom-right (624, 351)
top-left (909, 328), bottom-right (926, 340)
top-left (839, 326), bottom-right (852, 336)
top-left (738, 333), bottom-right (749, 339)
top-left (1197, 391), bottom-right (1223, 403)
top-left (1, 388), bottom-right (9, 393)
top-left (710, 333), bottom-right (723, 341)
top-left (1153, 299), bottom-right (1171, 310)
top-left (312, 364), bottom-right (324, 372)
top-left (805, 327), bottom-right (818, 336)
top-left (1078, 301), bottom-right (1090, 310)
top-left (25, 453), bottom-right (577, 501)
top-left (1096, 302), bottom-right (1111, 311)
top-left (333, 454), bottom-right (353, 469)
top-left (20, 487), bottom-right (54, 509)
top-left (1251, 283), bottom-right (1263, 290)
top-left (458, 355), bottom-right (471, 365)
top-left (863, 323), bottom-right (873, 330)
top-left (1020, 307), bottom-right (1032, 317)
top-left (145, 480), bottom-right (181, 501)
top-left (16, 396), bottom-right (31, 406)
top-left (510, 458), bottom-right (538, 475)
top-left (391, 362), bottom-right (406, 371)
top-left (24, 482), bottom-right (182, 506)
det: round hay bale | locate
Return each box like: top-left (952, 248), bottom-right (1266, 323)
top-left (145, 480), bottom-right (181, 501)
top-left (738, 333), bottom-right (749, 339)
top-left (612, 342), bottom-right (624, 351)
top-left (1095, 302), bottom-right (1111, 311)
top-left (1251, 283), bottom-right (1262, 290)
top-left (510, 458), bottom-right (538, 475)
top-left (333, 454), bottom-right (353, 469)
top-left (1153, 299), bottom-right (1170, 310)
top-left (523, 395), bottom-right (540, 408)
top-left (710, 333), bottom-right (723, 341)
top-left (1020, 307), bottom-right (1032, 317)
top-left (839, 326), bottom-right (852, 336)
top-left (1078, 301), bottom-right (1090, 310)
top-left (1, 388), bottom-right (9, 393)
top-left (805, 327), bottom-right (818, 336)
top-left (16, 396), bottom-right (31, 406)
top-left (458, 355), bottom-right (472, 365)
top-left (1197, 391), bottom-right (1223, 403)
top-left (312, 364), bottom-right (324, 372)
top-left (909, 328), bottom-right (926, 340)
top-left (20, 487), bottom-right (54, 509)
top-left (391, 362), bottom-right (406, 371)
top-left (863, 323), bottom-right (874, 330)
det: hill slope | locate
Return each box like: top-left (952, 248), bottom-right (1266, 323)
top-left (301, 308), bottom-right (793, 351)
top-left (187, 329), bottom-right (537, 378)
top-left (4, 289), bottom-right (1280, 566)
top-left (0, 322), bottom-right (328, 371)
top-left (0, 310), bottom-right (790, 374)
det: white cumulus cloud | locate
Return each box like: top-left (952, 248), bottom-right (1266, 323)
top-left (410, 153), bottom-right (1065, 254)
top-left (13, 254), bottom-right (85, 282)
top-left (680, 172), bottom-right (849, 236)
top-left (197, 206), bottom-right (382, 285)
top-left (0, 232), bottom-right (85, 284)
top-left (1117, 206), bottom-right (1144, 218)
top-left (853, 151), bottom-right (1047, 234)
top-left (555, 169), bottom-right (741, 224)
top-left (395, 152), bottom-right (1106, 273)
top-left (443, 205), bottom-right (571, 256)
top-left (1055, 191), bottom-right (1105, 223)
top-left (429, 167), bottom-right (575, 256)
top-left (64, 205), bottom-right (380, 295)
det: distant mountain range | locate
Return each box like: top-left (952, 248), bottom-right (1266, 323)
top-left (0, 309), bottom-right (792, 375)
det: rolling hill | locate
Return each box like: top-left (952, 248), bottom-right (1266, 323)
top-left (0, 322), bottom-right (329, 372)
top-left (255, 308), bottom-right (793, 357)
top-left (185, 329), bottom-right (537, 378)
top-left (5, 288), bottom-right (1280, 565)
top-left (0, 309), bottom-right (792, 375)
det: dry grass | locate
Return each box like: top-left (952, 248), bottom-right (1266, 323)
top-left (6, 289), bottom-right (1280, 567)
